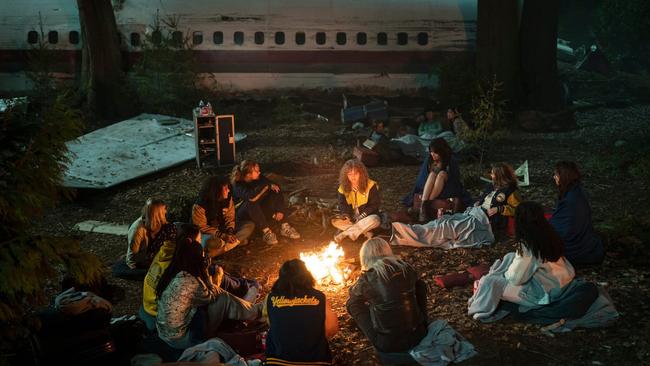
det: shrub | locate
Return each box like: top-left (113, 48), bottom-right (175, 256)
top-left (129, 13), bottom-right (200, 116)
top-left (0, 35), bottom-right (104, 359)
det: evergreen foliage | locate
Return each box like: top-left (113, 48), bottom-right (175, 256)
top-left (0, 27), bottom-right (104, 328)
top-left (129, 13), bottom-right (200, 116)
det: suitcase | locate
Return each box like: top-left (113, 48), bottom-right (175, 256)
top-left (340, 105), bottom-right (365, 124)
top-left (364, 100), bottom-right (388, 121)
top-left (353, 146), bottom-right (379, 167)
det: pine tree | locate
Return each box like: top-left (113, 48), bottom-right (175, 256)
top-left (0, 26), bottom-right (104, 356)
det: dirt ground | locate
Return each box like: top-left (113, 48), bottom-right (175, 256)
top-left (37, 88), bottom-right (650, 365)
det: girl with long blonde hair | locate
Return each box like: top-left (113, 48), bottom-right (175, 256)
top-left (347, 237), bottom-right (428, 358)
top-left (113, 198), bottom-right (174, 280)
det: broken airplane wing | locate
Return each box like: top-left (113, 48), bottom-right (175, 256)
top-left (63, 113), bottom-right (245, 189)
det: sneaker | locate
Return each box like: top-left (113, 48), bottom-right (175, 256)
top-left (262, 230), bottom-right (278, 245)
top-left (280, 222), bottom-right (301, 239)
top-left (244, 286), bottom-right (259, 303)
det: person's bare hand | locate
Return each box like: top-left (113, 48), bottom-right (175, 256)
top-left (270, 184), bottom-right (280, 193)
top-left (487, 207), bottom-right (498, 216)
top-left (274, 212), bottom-right (284, 221)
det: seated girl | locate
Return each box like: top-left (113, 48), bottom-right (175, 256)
top-left (263, 259), bottom-right (338, 365)
top-left (474, 162), bottom-right (522, 233)
top-left (502, 201), bottom-right (575, 306)
top-left (155, 224), bottom-right (260, 349)
top-left (141, 223), bottom-right (258, 333)
top-left (113, 198), bottom-right (175, 280)
top-left (332, 159), bottom-right (381, 243)
top-left (469, 202), bottom-right (617, 328)
top-left (418, 138), bottom-right (468, 222)
top-left (231, 160), bottom-right (300, 246)
top-left (192, 175), bottom-right (255, 255)
top-left (447, 106), bottom-right (470, 140)
top-left (549, 161), bottom-right (604, 265)
top-left (346, 238), bottom-right (428, 360)
top-left (401, 139), bottom-right (473, 212)
top-left (416, 108), bottom-right (444, 139)
top-left (140, 223), bottom-right (187, 332)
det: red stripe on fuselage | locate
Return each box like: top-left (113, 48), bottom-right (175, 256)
top-left (0, 49), bottom-right (471, 74)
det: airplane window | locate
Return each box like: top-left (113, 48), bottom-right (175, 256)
top-left (336, 32), bottom-right (346, 45)
top-left (234, 31), bottom-right (244, 45)
top-left (255, 32), bottom-right (264, 45)
top-left (213, 31), bottom-right (223, 45)
top-left (152, 30), bottom-right (162, 45)
top-left (275, 32), bottom-right (285, 45)
top-left (27, 31), bottom-right (38, 44)
top-left (295, 32), bottom-right (305, 45)
top-left (356, 32), bottom-right (367, 45)
top-left (130, 32), bottom-right (141, 47)
top-left (417, 32), bottom-right (428, 46)
top-left (377, 32), bottom-right (387, 45)
top-left (172, 31), bottom-right (183, 47)
top-left (69, 31), bottom-right (80, 45)
top-left (397, 32), bottom-right (408, 45)
top-left (48, 31), bottom-right (58, 44)
top-left (193, 31), bottom-right (203, 45)
top-left (316, 32), bottom-right (326, 45)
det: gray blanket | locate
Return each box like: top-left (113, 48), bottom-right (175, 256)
top-left (391, 207), bottom-right (494, 249)
top-left (467, 252), bottom-right (619, 332)
top-left (177, 337), bottom-right (260, 366)
top-left (409, 320), bottom-right (477, 366)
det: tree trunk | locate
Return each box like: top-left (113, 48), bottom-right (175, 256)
top-left (519, 0), bottom-right (563, 112)
top-left (476, 0), bottom-right (520, 109)
top-left (77, 0), bottom-right (129, 119)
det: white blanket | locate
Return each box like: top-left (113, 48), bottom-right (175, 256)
top-left (391, 207), bottom-right (494, 249)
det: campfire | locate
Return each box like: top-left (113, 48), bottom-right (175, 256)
top-left (300, 242), bottom-right (351, 286)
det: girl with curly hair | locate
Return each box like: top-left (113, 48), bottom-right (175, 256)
top-left (332, 159), bottom-right (381, 242)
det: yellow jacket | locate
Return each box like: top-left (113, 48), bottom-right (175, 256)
top-left (337, 179), bottom-right (380, 219)
top-left (142, 240), bottom-right (176, 316)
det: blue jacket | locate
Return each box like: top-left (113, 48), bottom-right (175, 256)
top-left (549, 185), bottom-right (604, 265)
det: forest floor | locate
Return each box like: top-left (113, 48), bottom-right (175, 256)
top-left (38, 81), bottom-right (650, 365)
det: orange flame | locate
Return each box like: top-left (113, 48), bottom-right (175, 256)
top-left (300, 242), bottom-right (347, 285)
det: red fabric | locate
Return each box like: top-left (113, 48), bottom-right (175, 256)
top-left (433, 272), bottom-right (472, 288)
top-left (466, 264), bottom-right (490, 281)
